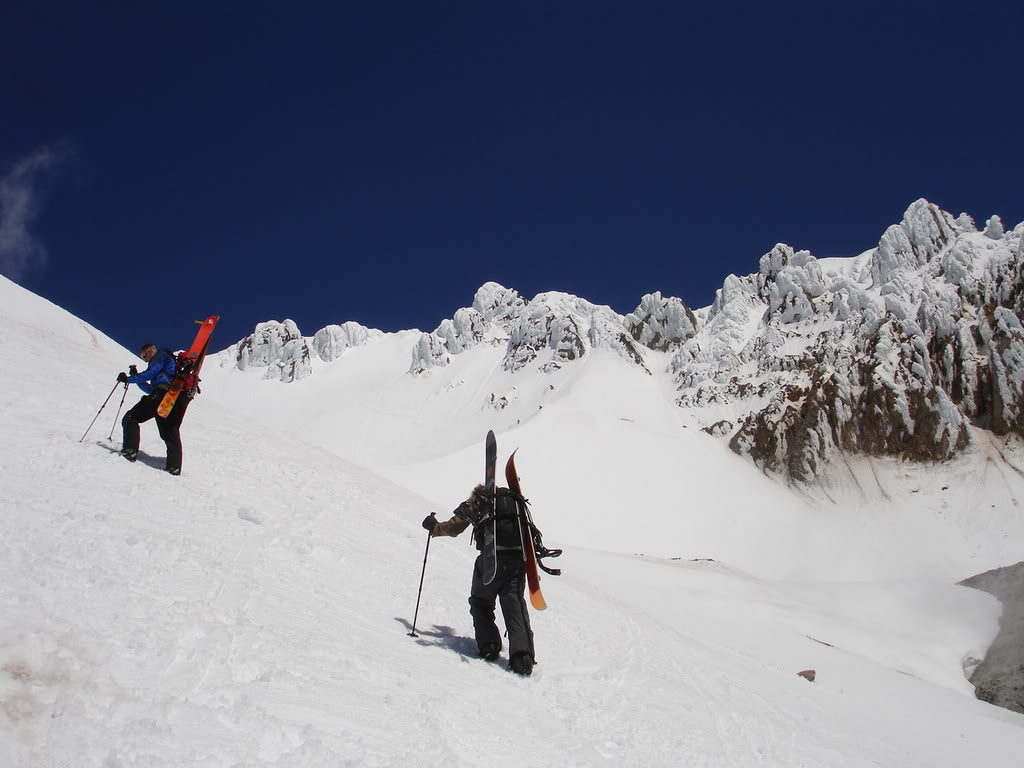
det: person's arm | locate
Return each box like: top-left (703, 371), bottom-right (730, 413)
top-left (423, 501), bottom-right (474, 538)
top-left (128, 352), bottom-right (176, 393)
top-left (126, 351), bottom-right (171, 394)
top-left (432, 513), bottom-right (471, 538)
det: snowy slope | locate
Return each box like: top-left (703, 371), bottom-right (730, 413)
top-left (3, 275), bottom-right (1024, 766)
top-left (203, 303), bottom-right (1024, 582)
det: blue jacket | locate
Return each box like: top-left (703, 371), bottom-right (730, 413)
top-left (127, 349), bottom-right (177, 394)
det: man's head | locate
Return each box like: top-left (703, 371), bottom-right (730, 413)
top-left (468, 484), bottom-right (491, 517)
top-left (138, 344), bottom-right (157, 362)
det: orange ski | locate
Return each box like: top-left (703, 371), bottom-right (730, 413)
top-left (505, 452), bottom-right (546, 611)
top-left (157, 315), bottom-right (220, 417)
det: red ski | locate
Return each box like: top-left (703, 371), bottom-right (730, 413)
top-left (157, 315), bottom-right (220, 417)
top-left (505, 452), bottom-right (547, 611)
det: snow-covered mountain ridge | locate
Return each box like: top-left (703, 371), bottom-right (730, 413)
top-left (218, 199), bottom-right (1024, 484)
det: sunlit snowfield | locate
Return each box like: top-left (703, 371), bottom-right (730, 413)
top-left (3, 274), bottom-right (1023, 767)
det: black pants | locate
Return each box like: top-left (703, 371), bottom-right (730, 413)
top-left (122, 391), bottom-right (190, 471)
top-left (469, 552), bottom-right (535, 660)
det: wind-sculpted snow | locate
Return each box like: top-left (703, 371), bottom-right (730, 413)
top-left (623, 291), bottom-right (698, 351)
top-left (675, 198), bottom-right (1024, 482)
top-left (472, 281), bottom-right (527, 327)
top-left (670, 272), bottom-right (772, 390)
top-left (221, 319), bottom-right (380, 381)
top-left (503, 291), bottom-right (649, 373)
top-left (761, 245), bottom-right (828, 324)
top-left (872, 199), bottom-right (962, 285)
top-left (409, 330), bottom-right (450, 373)
top-left (410, 283), bottom-right (659, 375)
top-left (312, 322), bottom-right (383, 362)
top-left (228, 320), bottom-right (313, 383)
top-left (984, 215), bottom-right (1005, 240)
top-left (409, 282), bottom-right (525, 372)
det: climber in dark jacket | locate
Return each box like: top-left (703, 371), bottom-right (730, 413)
top-left (117, 344), bottom-right (188, 475)
top-left (423, 484), bottom-right (536, 676)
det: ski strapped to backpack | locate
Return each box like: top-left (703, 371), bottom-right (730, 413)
top-left (473, 487), bottom-right (562, 575)
top-left (472, 432), bottom-right (563, 608)
top-left (525, 516), bottom-right (563, 576)
top-left (157, 315), bottom-right (220, 417)
top-left (480, 430), bottom-right (499, 585)
top-left (505, 450), bottom-right (561, 610)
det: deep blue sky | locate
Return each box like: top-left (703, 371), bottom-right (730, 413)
top-left (3, 1), bottom-right (1022, 353)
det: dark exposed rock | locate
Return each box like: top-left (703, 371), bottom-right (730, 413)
top-left (959, 562), bottom-right (1024, 715)
top-left (703, 420), bottom-right (734, 438)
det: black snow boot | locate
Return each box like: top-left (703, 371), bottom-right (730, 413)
top-left (120, 448), bottom-right (138, 462)
top-left (510, 652), bottom-right (534, 677)
top-left (480, 642), bottom-right (500, 662)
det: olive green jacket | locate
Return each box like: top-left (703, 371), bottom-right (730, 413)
top-left (431, 499), bottom-right (475, 538)
top-left (432, 514), bottom-right (471, 538)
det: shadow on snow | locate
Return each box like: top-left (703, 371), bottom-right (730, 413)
top-left (395, 618), bottom-right (479, 659)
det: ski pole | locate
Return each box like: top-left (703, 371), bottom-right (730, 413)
top-left (79, 381), bottom-right (121, 443)
top-left (108, 383), bottom-right (129, 441)
top-left (409, 523), bottom-right (434, 638)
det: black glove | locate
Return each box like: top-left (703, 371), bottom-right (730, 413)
top-left (421, 513), bottom-right (437, 532)
top-left (117, 372), bottom-right (129, 384)
top-left (128, 365), bottom-right (139, 376)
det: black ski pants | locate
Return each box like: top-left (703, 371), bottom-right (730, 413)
top-left (469, 552), bottom-right (535, 661)
top-left (122, 390), bottom-right (190, 471)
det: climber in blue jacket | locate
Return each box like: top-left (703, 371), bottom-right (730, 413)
top-left (117, 344), bottom-right (188, 475)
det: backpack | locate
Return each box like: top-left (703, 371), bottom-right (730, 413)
top-left (166, 350), bottom-right (202, 398)
top-left (472, 487), bottom-right (525, 551)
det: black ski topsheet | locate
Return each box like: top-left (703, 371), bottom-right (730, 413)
top-left (480, 430), bottom-right (498, 585)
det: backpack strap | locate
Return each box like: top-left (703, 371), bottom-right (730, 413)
top-left (474, 487), bottom-right (525, 526)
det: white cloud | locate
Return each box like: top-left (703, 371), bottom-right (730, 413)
top-left (0, 148), bottom-right (58, 281)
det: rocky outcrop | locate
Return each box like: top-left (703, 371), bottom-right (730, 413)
top-left (675, 198), bottom-right (1024, 482)
top-left (409, 331), bottom-right (450, 374)
top-left (473, 281), bottom-right (527, 328)
top-left (409, 283), bottom-right (525, 373)
top-left (409, 283), bottom-right (657, 375)
top-left (231, 320), bottom-right (313, 383)
top-left (226, 319), bottom-right (379, 381)
top-left (503, 292), bottom-right (649, 374)
top-left (871, 199), bottom-right (960, 285)
top-left (959, 562), bottom-right (1024, 714)
top-left (312, 322), bottom-right (383, 362)
top-left (623, 292), bottom-right (698, 351)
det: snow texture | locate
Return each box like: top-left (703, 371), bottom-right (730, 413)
top-left (3, 271), bottom-right (1024, 766)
